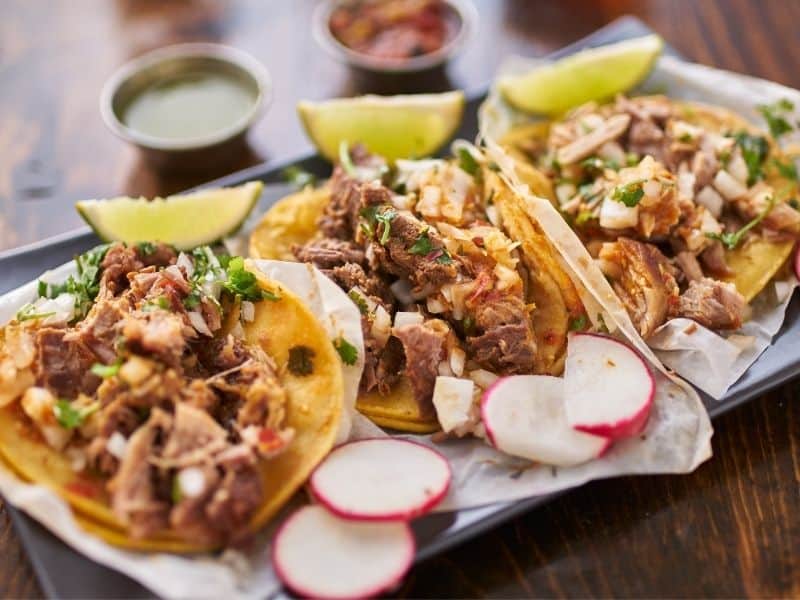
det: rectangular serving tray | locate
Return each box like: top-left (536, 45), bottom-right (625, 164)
top-left (2, 16), bottom-right (799, 599)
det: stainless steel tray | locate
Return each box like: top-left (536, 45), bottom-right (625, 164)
top-left (2, 16), bottom-right (798, 599)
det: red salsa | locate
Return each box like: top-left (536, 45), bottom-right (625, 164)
top-left (329, 0), bottom-right (457, 63)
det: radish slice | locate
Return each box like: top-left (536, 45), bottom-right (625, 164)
top-left (564, 333), bottom-right (655, 439)
top-left (272, 505), bottom-right (414, 600)
top-left (309, 438), bottom-right (451, 521)
top-left (481, 375), bottom-right (610, 466)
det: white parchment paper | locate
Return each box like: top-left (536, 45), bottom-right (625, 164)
top-left (480, 53), bottom-right (800, 399)
top-left (0, 250), bottom-right (712, 597)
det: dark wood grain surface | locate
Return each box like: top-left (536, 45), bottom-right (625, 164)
top-left (1, 0), bottom-right (798, 597)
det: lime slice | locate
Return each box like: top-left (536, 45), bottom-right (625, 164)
top-left (298, 91), bottom-right (465, 162)
top-left (76, 181), bottom-right (263, 250)
top-left (499, 34), bottom-right (664, 115)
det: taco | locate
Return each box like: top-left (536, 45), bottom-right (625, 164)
top-left (0, 242), bottom-right (342, 551)
top-left (495, 95), bottom-right (800, 339)
top-left (250, 144), bottom-right (586, 433)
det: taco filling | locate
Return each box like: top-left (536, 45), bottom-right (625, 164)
top-left (503, 95), bottom-right (800, 338)
top-left (253, 144), bottom-right (586, 431)
top-left (0, 242), bottom-right (299, 546)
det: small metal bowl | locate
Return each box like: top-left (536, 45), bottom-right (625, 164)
top-left (100, 43), bottom-right (271, 173)
top-left (312, 0), bottom-right (478, 76)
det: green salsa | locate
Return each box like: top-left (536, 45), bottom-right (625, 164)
top-left (122, 71), bottom-right (257, 141)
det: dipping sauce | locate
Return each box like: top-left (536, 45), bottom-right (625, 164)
top-left (329, 0), bottom-right (458, 63)
top-left (121, 71), bottom-right (257, 141)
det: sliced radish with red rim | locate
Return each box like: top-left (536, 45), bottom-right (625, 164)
top-left (564, 333), bottom-right (655, 439)
top-left (481, 375), bottom-right (610, 467)
top-left (309, 438), bottom-right (451, 521)
top-left (272, 505), bottom-right (414, 600)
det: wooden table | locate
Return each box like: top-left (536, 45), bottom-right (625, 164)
top-left (1, 0), bottom-right (798, 597)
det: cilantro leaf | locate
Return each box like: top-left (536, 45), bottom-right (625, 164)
top-left (136, 241), bottom-right (157, 256)
top-left (611, 180), bottom-right (645, 207)
top-left (347, 290), bottom-right (369, 315)
top-left (333, 337), bottom-right (358, 366)
top-left (283, 165), bottom-right (317, 190)
top-left (758, 99), bottom-right (794, 138)
top-left (91, 359), bottom-right (122, 379)
top-left (223, 256), bottom-right (280, 302)
top-left (773, 158), bottom-right (798, 182)
top-left (375, 209), bottom-right (396, 245)
top-left (53, 399), bottom-right (98, 430)
top-left (574, 210), bottom-right (595, 226)
top-left (568, 314), bottom-right (588, 331)
top-left (706, 195), bottom-right (776, 250)
top-left (457, 148), bottom-right (480, 176)
top-left (38, 243), bottom-right (111, 321)
top-left (15, 304), bottom-right (55, 322)
top-left (732, 132), bottom-right (769, 185)
top-left (408, 230), bottom-right (434, 255)
top-left (287, 345), bottom-right (315, 376)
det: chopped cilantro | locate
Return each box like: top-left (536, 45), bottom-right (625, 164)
top-left (183, 291), bottom-right (202, 310)
top-left (435, 251), bottom-right (453, 264)
top-left (91, 359), bottom-right (122, 379)
top-left (580, 156), bottom-right (619, 174)
top-left (409, 230), bottom-right (434, 255)
top-left (287, 345), bottom-right (315, 376)
top-left (757, 99), bottom-right (794, 138)
top-left (374, 209), bottom-right (396, 245)
top-left (462, 315), bottom-right (475, 335)
top-left (575, 210), bottom-right (595, 226)
top-left (732, 131), bottom-right (769, 185)
top-left (142, 296), bottom-right (171, 312)
top-left (706, 195), bottom-right (776, 250)
top-left (611, 180), bottom-right (645, 207)
top-left (223, 257), bottom-right (280, 302)
top-left (568, 314), bottom-right (588, 331)
top-left (53, 399), bottom-right (98, 430)
top-left (339, 140), bottom-right (357, 177)
top-left (333, 337), bottom-right (358, 366)
top-left (283, 165), bottom-right (317, 189)
top-left (15, 304), bottom-right (55, 322)
top-left (773, 158), bottom-right (798, 181)
top-left (136, 241), bottom-right (157, 256)
top-left (625, 152), bottom-right (639, 166)
top-left (457, 148), bottom-right (480, 176)
top-left (347, 290), bottom-right (369, 315)
top-left (38, 243), bottom-right (111, 321)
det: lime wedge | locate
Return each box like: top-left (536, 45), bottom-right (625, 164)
top-left (76, 181), bottom-right (262, 250)
top-left (499, 34), bottom-right (664, 115)
top-left (298, 91), bottom-right (465, 162)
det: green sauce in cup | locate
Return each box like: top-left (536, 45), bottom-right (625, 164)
top-left (122, 71), bottom-right (257, 141)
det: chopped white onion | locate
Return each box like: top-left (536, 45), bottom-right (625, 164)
top-left (389, 279), bottom-right (414, 304)
top-left (598, 141), bottom-right (626, 165)
top-left (556, 182), bottom-right (577, 206)
top-left (449, 347), bottom-right (466, 377)
top-left (677, 170), bottom-right (696, 201)
top-left (599, 196), bottom-right (639, 229)
top-left (371, 305), bottom-right (392, 346)
top-left (696, 185), bottom-right (724, 218)
top-left (713, 169), bottom-right (747, 200)
top-left (485, 205), bottom-right (501, 227)
top-left (393, 311), bottom-right (424, 329)
top-left (106, 431), bottom-right (128, 460)
top-left (66, 447), bottom-right (87, 472)
top-left (643, 179), bottom-right (661, 199)
top-left (432, 376), bottom-right (475, 434)
top-left (468, 369), bottom-right (499, 390)
top-left (727, 151), bottom-right (749, 184)
top-left (426, 296), bottom-right (446, 314)
top-left (241, 301), bottom-right (255, 322)
top-left (176, 252), bottom-right (195, 278)
top-left (188, 311), bottom-right (213, 337)
top-left (177, 467), bottom-right (207, 499)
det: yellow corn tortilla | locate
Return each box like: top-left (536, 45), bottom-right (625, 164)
top-left (0, 273), bottom-right (343, 552)
top-left (248, 163), bottom-right (585, 431)
top-left (498, 97), bottom-right (799, 304)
